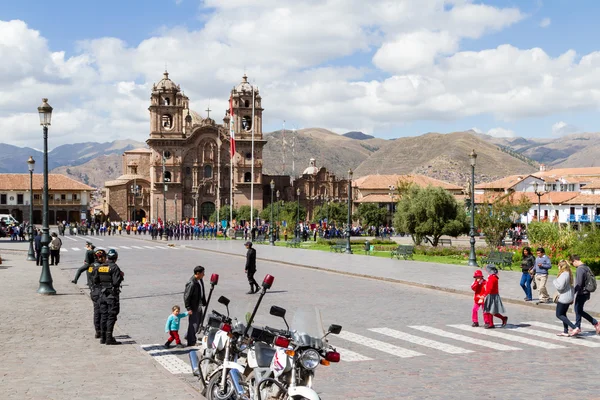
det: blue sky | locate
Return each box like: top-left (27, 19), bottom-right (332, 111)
top-left (2, 0), bottom-right (600, 147)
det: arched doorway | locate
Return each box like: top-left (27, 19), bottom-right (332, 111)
top-left (200, 202), bottom-right (215, 222)
top-left (133, 209), bottom-right (146, 222)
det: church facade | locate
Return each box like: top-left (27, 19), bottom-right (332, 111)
top-left (104, 72), bottom-right (265, 223)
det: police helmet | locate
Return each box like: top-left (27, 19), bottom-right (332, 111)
top-left (107, 248), bottom-right (118, 261)
top-left (94, 248), bottom-right (107, 261)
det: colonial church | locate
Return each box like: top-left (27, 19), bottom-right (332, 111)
top-left (104, 72), bottom-right (266, 223)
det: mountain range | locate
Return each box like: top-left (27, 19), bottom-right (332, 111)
top-left (1, 130), bottom-right (599, 188)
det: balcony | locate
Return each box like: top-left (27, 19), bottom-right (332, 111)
top-left (568, 214), bottom-right (576, 222)
top-left (33, 199), bottom-right (82, 206)
top-left (579, 215), bottom-right (591, 223)
top-left (595, 216), bottom-right (600, 223)
top-left (236, 159), bottom-right (263, 168)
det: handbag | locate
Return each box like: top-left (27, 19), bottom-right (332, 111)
top-left (532, 278), bottom-right (537, 290)
top-left (553, 292), bottom-right (560, 303)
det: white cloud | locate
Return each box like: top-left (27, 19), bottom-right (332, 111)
top-left (551, 121), bottom-right (580, 136)
top-left (540, 17), bottom-right (551, 28)
top-left (1, 1), bottom-right (600, 149)
top-left (486, 127), bottom-right (516, 138)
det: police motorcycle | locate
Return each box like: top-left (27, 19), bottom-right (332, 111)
top-left (245, 306), bottom-right (342, 400)
top-left (204, 274), bottom-right (276, 400)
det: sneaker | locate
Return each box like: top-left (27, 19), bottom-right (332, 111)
top-left (569, 327), bottom-right (581, 337)
top-left (71, 280), bottom-right (77, 284)
top-left (501, 317), bottom-right (508, 327)
top-left (484, 324), bottom-right (495, 329)
top-left (525, 298), bottom-right (532, 301)
top-left (164, 342), bottom-right (171, 348)
top-left (246, 291), bottom-right (254, 295)
top-left (595, 322), bottom-right (600, 335)
top-left (471, 322), bottom-right (479, 327)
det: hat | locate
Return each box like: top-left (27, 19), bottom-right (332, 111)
top-left (485, 264), bottom-right (499, 274)
top-left (473, 269), bottom-right (483, 278)
top-left (244, 241), bottom-right (252, 247)
top-left (85, 241), bottom-right (93, 246)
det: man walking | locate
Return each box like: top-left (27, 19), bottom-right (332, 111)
top-left (184, 266), bottom-right (206, 347)
top-left (534, 247), bottom-right (552, 304)
top-left (72, 241), bottom-right (95, 284)
top-left (570, 255), bottom-right (600, 336)
top-left (245, 241), bottom-right (259, 294)
top-left (34, 229), bottom-right (42, 266)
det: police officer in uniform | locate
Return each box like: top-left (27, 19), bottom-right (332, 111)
top-left (72, 241), bottom-right (95, 284)
top-left (93, 248), bottom-right (124, 345)
top-left (87, 248), bottom-right (105, 338)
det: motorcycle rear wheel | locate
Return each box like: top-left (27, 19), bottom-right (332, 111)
top-left (206, 373), bottom-right (238, 400)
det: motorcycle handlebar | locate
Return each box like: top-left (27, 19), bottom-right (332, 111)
top-left (264, 326), bottom-right (288, 335)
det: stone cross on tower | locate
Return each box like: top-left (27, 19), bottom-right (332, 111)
top-left (206, 104), bottom-right (212, 119)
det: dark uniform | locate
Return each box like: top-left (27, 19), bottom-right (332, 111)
top-left (244, 242), bottom-right (259, 294)
top-left (86, 261), bottom-right (102, 338)
top-left (72, 244), bottom-right (96, 283)
top-left (93, 258), bottom-right (124, 345)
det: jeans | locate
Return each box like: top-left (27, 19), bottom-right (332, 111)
top-left (520, 272), bottom-right (532, 300)
top-left (556, 302), bottom-right (576, 333)
top-left (574, 293), bottom-right (598, 329)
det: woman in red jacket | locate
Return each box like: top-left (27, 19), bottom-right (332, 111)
top-left (471, 269), bottom-right (486, 327)
top-left (483, 264), bottom-right (508, 329)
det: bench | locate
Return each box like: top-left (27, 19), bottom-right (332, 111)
top-left (234, 230), bottom-right (244, 240)
top-left (255, 234), bottom-right (267, 244)
top-left (286, 237), bottom-right (302, 248)
top-left (330, 240), bottom-right (346, 253)
top-left (390, 245), bottom-right (414, 260)
top-left (481, 251), bottom-right (514, 270)
top-left (439, 238), bottom-right (452, 246)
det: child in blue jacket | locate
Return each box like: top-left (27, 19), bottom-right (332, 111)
top-left (165, 305), bottom-right (189, 348)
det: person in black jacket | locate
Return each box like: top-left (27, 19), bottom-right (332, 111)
top-left (245, 241), bottom-right (259, 294)
top-left (34, 229), bottom-right (42, 266)
top-left (184, 266), bottom-right (206, 346)
top-left (72, 241), bottom-right (96, 284)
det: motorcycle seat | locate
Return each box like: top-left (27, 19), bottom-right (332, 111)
top-left (254, 342), bottom-right (277, 367)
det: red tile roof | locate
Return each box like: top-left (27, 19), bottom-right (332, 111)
top-left (0, 174), bottom-right (94, 191)
top-left (353, 174), bottom-right (461, 190)
top-left (564, 194), bottom-right (600, 205)
top-left (474, 191), bottom-right (579, 205)
top-left (475, 175), bottom-right (538, 190)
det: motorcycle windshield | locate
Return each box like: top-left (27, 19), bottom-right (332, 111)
top-left (290, 307), bottom-right (327, 348)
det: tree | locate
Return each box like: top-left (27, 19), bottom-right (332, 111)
top-left (475, 193), bottom-right (531, 247)
top-left (393, 185), bottom-right (469, 246)
top-left (277, 201), bottom-right (306, 229)
top-left (209, 205), bottom-right (235, 225)
top-left (236, 205), bottom-right (259, 224)
top-left (311, 201), bottom-right (347, 226)
top-left (353, 203), bottom-right (387, 227)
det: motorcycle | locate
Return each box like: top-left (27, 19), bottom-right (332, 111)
top-left (204, 274), bottom-right (276, 400)
top-left (246, 306), bottom-right (342, 400)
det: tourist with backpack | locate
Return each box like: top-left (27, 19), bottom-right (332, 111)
top-left (570, 254), bottom-right (600, 336)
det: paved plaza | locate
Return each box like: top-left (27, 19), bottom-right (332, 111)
top-left (2, 233), bottom-right (600, 399)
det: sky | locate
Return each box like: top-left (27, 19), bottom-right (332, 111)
top-left (2, 0), bottom-right (600, 149)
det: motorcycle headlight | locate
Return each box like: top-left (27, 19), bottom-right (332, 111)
top-left (299, 349), bottom-right (320, 370)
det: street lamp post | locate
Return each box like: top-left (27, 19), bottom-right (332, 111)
top-left (388, 185), bottom-right (396, 227)
top-left (37, 98), bottom-right (56, 295)
top-left (162, 152), bottom-right (169, 241)
top-left (174, 194), bottom-right (178, 224)
top-left (296, 188), bottom-right (301, 238)
top-left (533, 181), bottom-right (543, 221)
top-left (269, 180), bottom-right (275, 245)
top-left (27, 156), bottom-right (36, 261)
top-left (468, 149), bottom-right (478, 267)
top-left (346, 169), bottom-right (353, 254)
top-left (276, 190), bottom-right (280, 241)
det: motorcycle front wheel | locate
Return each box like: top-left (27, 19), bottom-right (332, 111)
top-left (206, 373), bottom-right (238, 400)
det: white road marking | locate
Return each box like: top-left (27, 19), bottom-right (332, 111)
top-left (524, 321), bottom-right (570, 330)
top-left (72, 247), bottom-right (81, 251)
top-left (448, 324), bottom-right (566, 349)
top-left (370, 327), bottom-right (473, 354)
top-left (507, 326), bottom-right (600, 348)
top-left (60, 248), bottom-right (68, 252)
top-left (143, 246), bottom-right (156, 249)
top-left (141, 344), bottom-right (192, 374)
top-left (92, 237), bottom-right (104, 241)
top-left (63, 236), bottom-right (78, 242)
top-left (409, 326), bottom-right (521, 351)
top-left (119, 246), bottom-right (131, 249)
top-left (337, 331), bottom-right (423, 358)
top-left (154, 246), bottom-right (168, 249)
top-left (333, 346), bottom-right (373, 362)
top-left (131, 246), bottom-right (145, 249)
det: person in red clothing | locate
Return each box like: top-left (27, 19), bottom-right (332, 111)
top-left (471, 269), bottom-right (486, 327)
top-left (483, 264), bottom-right (508, 329)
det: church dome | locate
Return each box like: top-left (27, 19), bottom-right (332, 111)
top-left (303, 158), bottom-right (319, 175)
top-left (153, 71), bottom-right (180, 93)
top-left (234, 74), bottom-right (258, 93)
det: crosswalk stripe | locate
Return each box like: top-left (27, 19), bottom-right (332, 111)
top-left (64, 236), bottom-right (78, 242)
top-left (140, 344), bottom-right (192, 374)
top-left (334, 346), bottom-right (373, 362)
top-left (119, 246), bottom-right (132, 249)
top-left (154, 246), bottom-right (168, 249)
top-left (409, 326), bottom-right (521, 351)
top-left (131, 246), bottom-right (145, 249)
top-left (524, 321), bottom-right (574, 331)
top-left (72, 247), bottom-right (81, 251)
top-left (337, 331), bottom-right (423, 358)
top-left (369, 327), bottom-right (473, 354)
top-left (143, 246), bottom-right (156, 249)
top-left (507, 326), bottom-right (600, 348)
top-left (60, 248), bottom-right (68, 252)
top-left (448, 324), bottom-right (566, 349)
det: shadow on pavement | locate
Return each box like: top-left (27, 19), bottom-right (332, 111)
top-left (121, 291), bottom-right (184, 300)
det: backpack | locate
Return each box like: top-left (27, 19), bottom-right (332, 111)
top-left (584, 266), bottom-right (597, 293)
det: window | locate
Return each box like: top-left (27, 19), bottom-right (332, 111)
top-left (162, 114), bottom-right (173, 129)
top-left (0, 194), bottom-right (6, 204)
top-left (242, 116), bottom-right (252, 131)
top-left (568, 184), bottom-right (575, 191)
top-left (245, 152), bottom-right (252, 160)
top-left (17, 194), bottom-right (23, 205)
top-left (61, 194), bottom-right (66, 200)
top-left (164, 171), bottom-right (172, 183)
top-left (244, 100), bottom-right (250, 107)
top-left (244, 172), bottom-right (252, 182)
top-left (570, 207), bottom-right (575, 215)
top-left (583, 207), bottom-right (588, 215)
top-left (186, 167), bottom-right (192, 176)
top-left (204, 165), bottom-right (213, 178)
top-left (34, 194), bottom-right (40, 201)
top-left (164, 97), bottom-right (170, 106)
top-left (73, 194), bottom-right (78, 201)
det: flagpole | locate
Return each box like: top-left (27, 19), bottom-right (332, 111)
top-left (250, 85), bottom-right (255, 227)
top-left (229, 95), bottom-right (235, 235)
